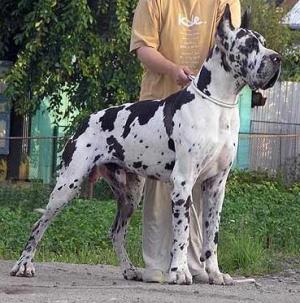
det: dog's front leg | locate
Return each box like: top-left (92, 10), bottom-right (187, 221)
top-left (168, 161), bottom-right (195, 285)
top-left (201, 170), bottom-right (233, 285)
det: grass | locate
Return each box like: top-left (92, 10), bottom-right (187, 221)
top-left (0, 170), bottom-right (299, 276)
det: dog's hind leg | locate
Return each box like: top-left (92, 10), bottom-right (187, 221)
top-left (201, 170), bottom-right (233, 285)
top-left (103, 164), bottom-right (145, 281)
top-left (10, 145), bottom-right (94, 277)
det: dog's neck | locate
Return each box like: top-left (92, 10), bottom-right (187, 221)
top-left (193, 46), bottom-right (246, 105)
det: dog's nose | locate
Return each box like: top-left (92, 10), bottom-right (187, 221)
top-left (270, 53), bottom-right (281, 65)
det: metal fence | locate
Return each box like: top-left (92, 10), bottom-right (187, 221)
top-left (249, 81), bottom-right (300, 183)
top-left (0, 81), bottom-right (300, 184)
top-left (0, 133), bottom-right (300, 186)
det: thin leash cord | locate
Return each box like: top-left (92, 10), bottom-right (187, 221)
top-left (187, 75), bottom-right (239, 109)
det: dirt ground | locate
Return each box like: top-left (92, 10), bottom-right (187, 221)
top-left (0, 260), bottom-right (299, 303)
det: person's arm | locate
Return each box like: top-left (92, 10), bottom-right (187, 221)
top-left (136, 46), bottom-right (192, 86)
top-left (130, 0), bottom-right (192, 87)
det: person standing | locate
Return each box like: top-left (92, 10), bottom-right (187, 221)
top-left (130, 0), bottom-right (241, 283)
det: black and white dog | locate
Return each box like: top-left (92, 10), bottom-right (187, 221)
top-left (10, 6), bottom-right (281, 285)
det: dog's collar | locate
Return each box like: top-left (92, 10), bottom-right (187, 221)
top-left (187, 75), bottom-right (239, 109)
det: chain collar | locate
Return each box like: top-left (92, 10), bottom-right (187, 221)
top-left (187, 75), bottom-right (239, 109)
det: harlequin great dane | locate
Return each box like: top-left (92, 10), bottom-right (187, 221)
top-left (10, 5), bottom-right (281, 285)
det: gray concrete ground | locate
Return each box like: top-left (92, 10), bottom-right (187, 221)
top-left (0, 260), bottom-right (299, 303)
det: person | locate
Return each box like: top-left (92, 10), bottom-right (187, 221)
top-left (130, 0), bottom-right (241, 283)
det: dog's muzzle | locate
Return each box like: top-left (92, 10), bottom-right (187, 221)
top-left (261, 53), bottom-right (282, 90)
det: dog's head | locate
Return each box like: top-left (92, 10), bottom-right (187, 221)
top-left (216, 5), bottom-right (281, 91)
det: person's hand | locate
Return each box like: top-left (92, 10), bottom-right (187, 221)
top-left (170, 65), bottom-right (193, 87)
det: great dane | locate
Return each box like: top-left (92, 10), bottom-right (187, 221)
top-left (10, 5), bottom-right (281, 285)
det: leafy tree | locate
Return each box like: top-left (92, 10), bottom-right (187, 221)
top-left (1, 0), bottom-right (300, 123)
top-left (0, 0), bottom-right (141, 121)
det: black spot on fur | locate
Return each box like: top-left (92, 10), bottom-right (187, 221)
top-left (171, 267), bottom-right (178, 272)
top-left (133, 161), bottom-right (142, 169)
top-left (197, 66), bottom-right (211, 96)
top-left (168, 138), bottom-right (175, 152)
top-left (205, 221), bottom-right (209, 228)
top-left (93, 155), bottom-right (101, 163)
top-left (32, 222), bottom-right (40, 233)
top-left (62, 117), bottom-right (90, 167)
top-left (205, 250), bottom-right (212, 259)
top-left (57, 186), bottom-right (63, 191)
top-left (165, 161), bottom-right (175, 170)
top-left (86, 143), bottom-right (91, 147)
top-left (221, 52), bottom-right (231, 72)
top-left (181, 181), bottom-right (186, 186)
top-left (162, 89), bottom-right (195, 136)
top-left (230, 40), bottom-right (236, 51)
top-left (245, 37), bottom-right (259, 53)
top-left (214, 232), bottom-right (219, 244)
top-left (236, 29), bottom-right (247, 39)
top-left (61, 140), bottom-right (76, 168)
top-left (106, 136), bottom-right (125, 161)
top-left (175, 199), bottom-right (185, 206)
top-left (99, 106), bottom-right (125, 132)
top-left (184, 196), bottom-right (191, 210)
top-left (257, 61), bottom-right (265, 76)
top-left (69, 183), bottom-right (74, 189)
top-left (122, 100), bottom-right (162, 138)
top-left (224, 41), bottom-right (229, 50)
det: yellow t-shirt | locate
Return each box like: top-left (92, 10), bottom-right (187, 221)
top-left (130, 0), bottom-right (241, 100)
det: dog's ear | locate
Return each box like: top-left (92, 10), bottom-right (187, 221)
top-left (217, 4), bottom-right (235, 39)
top-left (241, 7), bottom-right (251, 29)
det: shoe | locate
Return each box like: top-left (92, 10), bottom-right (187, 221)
top-left (142, 269), bottom-right (165, 283)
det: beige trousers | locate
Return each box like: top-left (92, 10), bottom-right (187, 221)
top-left (143, 178), bottom-right (204, 276)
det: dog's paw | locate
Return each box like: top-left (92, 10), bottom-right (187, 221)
top-left (123, 268), bottom-right (143, 281)
top-left (10, 260), bottom-right (35, 277)
top-left (168, 267), bottom-right (192, 285)
top-left (208, 271), bottom-right (234, 285)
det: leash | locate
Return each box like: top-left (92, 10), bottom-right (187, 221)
top-left (187, 75), bottom-right (239, 109)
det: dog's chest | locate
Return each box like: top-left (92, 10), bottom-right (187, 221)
top-left (172, 104), bottom-right (239, 178)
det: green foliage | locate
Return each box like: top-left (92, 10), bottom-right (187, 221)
top-left (241, 0), bottom-right (300, 81)
top-left (0, 170), bottom-right (299, 275)
top-left (281, 46), bottom-right (300, 81)
top-left (224, 170), bottom-right (300, 254)
top-left (1, 0), bottom-right (299, 123)
top-left (1, 0), bottom-right (141, 119)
